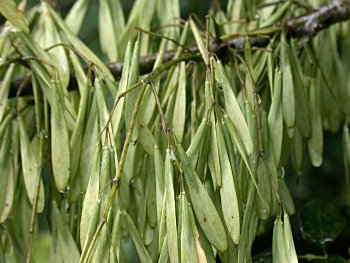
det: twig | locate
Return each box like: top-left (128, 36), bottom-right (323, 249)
top-left (6, 0), bottom-right (350, 97)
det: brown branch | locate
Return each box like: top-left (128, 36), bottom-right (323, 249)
top-left (7, 0), bottom-right (350, 97)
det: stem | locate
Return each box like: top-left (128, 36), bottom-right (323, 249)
top-left (102, 84), bottom-right (147, 218)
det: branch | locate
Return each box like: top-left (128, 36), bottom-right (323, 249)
top-left (7, 0), bottom-right (350, 97)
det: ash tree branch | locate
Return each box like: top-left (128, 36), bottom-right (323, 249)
top-left (7, 0), bottom-right (350, 97)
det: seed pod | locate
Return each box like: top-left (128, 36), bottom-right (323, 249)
top-left (291, 128), bottom-right (304, 175)
top-left (215, 60), bottom-right (253, 155)
top-left (154, 144), bottom-right (165, 227)
top-left (260, 1), bottom-right (290, 27)
top-left (172, 62), bottom-right (186, 142)
top-left (0, 121), bottom-right (18, 223)
top-left (125, 37), bottom-right (140, 132)
top-left (80, 146), bottom-right (101, 247)
top-left (237, 181), bottom-right (257, 262)
top-left (188, 199), bottom-right (214, 263)
top-left (308, 78), bottom-right (323, 167)
top-left (42, 2), bottom-right (70, 90)
top-left (123, 212), bottom-right (153, 263)
top-left (268, 68), bottom-right (283, 165)
top-left (180, 193), bottom-right (198, 263)
top-left (0, 125), bottom-right (12, 216)
top-left (283, 213), bottom-right (298, 263)
top-left (99, 0), bottom-right (119, 60)
top-left (50, 77), bottom-right (71, 192)
top-left (111, 41), bottom-right (132, 137)
top-left (164, 148), bottom-right (179, 263)
top-left (79, 96), bottom-right (99, 192)
top-left (95, 78), bottom-right (112, 130)
top-left (267, 44), bottom-right (275, 92)
top-left (216, 122), bottom-right (240, 244)
top-left (52, 201), bottom-right (80, 262)
top-left (272, 217), bottom-right (283, 263)
top-left (189, 18), bottom-right (208, 65)
top-left (65, 0), bottom-right (90, 35)
top-left (278, 178), bottom-right (295, 215)
top-left (139, 50), bottom-right (164, 125)
top-left (146, 161), bottom-right (157, 228)
top-left (158, 234), bottom-right (169, 263)
top-left (18, 117), bottom-right (45, 213)
top-left (91, 224), bottom-right (110, 263)
top-left (69, 52), bottom-right (92, 194)
top-left (186, 117), bottom-right (208, 167)
top-left (158, 190), bottom-right (167, 252)
top-left (46, 3), bottom-right (113, 79)
top-left (138, 123), bottom-right (155, 156)
top-left (111, 211), bottom-right (121, 258)
top-left (290, 39), bottom-right (311, 138)
top-left (176, 143), bottom-right (228, 252)
top-left (281, 33), bottom-right (295, 138)
top-left (209, 115), bottom-right (221, 189)
top-left (0, 64), bottom-right (15, 122)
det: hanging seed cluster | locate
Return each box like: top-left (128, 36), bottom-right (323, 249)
top-left (1, 0), bottom-right (350, 262)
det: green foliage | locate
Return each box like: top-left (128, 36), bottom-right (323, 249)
top-left (0, 0), bottom-right (350, 262)
top-left (300, 200), bottom-right (346, 247)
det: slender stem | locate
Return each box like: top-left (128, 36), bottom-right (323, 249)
top-left (135, 27), bottom-right (193, 53)
top-left (102, 84), bottom-right (147, 218)
top-left (101, 54), bottom-right (199, 134)
top-left (150, 81), bottom-right (169, 135)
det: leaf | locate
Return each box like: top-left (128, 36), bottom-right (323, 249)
top-left (215, 60), bottom-right (253, 155)
top-left (300, 200), bottom-right (346, 246)
top-left (0, 0), bottom-right (29, 33)
top-left (176, 143), bottom-right (228, 252)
